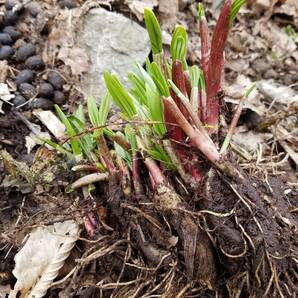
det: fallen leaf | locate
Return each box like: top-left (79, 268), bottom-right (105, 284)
top-left (58, 47), bottom-right (89, 76)
top-left (33, 110), bottom-right (66, 139)
top-left (9, 220), bottom-right (79, 298)
top-left (224, 75), bottom-right (266, 115)
top-left (232, 127), bottom-right (273, 152)
top-left (260, 21), bottom-right (296, 58)
top-left (159, 0), bottom-right (179, 30)
top-left (25, 130), bottom-right (51, 154)
top-left (126, 0), bottom-right (158, 21)
top-left (0, 83), bottom-right (14, 113)
top-left (257, 79), bottom-right (298, 105)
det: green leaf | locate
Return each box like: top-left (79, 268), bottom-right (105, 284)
top-left (104, 72), bottom-right (136, 118)
top-left (244, 83), bottom-right (256, 98)
top-left (113, 132), bottom-right (132, 169)
top-left (230, 0), bottom-right (246, 24)
top-left (68, 115), bottom-right (95, 158)
top-left (170, 26), bottom-right (188, 69)
top-left (42, 139), bottom-right (72, 157)
top-left (148, 144), bottom-right (175, 170)
top-left (146, 83), bottom-right (166, 136)
top-left (98, 93), bottom-right (111, 125)
top-left (124, 125), bottom-right (137, 154)
top-left (74, 104), bottom-right (85, 124)
top-left (189, 65), bottom-right (200, 88)
top-left (150, 62), bottom-right (170, 97)
top-left (198, 69), bottom-right (206, 91)
top-left (55, 105), bottom-right (82, 159)
top-left (197, 3), bottom-right (205, 20)
top-left (87, 96), bottom-right (100, 127)
top-left (128, 72), bottom-right (147, 105)
top-left (144, 8), bottom-right (163, 55)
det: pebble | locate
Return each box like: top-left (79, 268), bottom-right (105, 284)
top-left (5, 0), bottom-right (19, 10)
top-left (251, 58), bottom-right (270, 74)
top-left (12, 94), bottom-right (26, 107)
top-left (16, 43), bottom-right (36, 62)
top-left (47, 71), bottom-right (64, 90)
top-left (38, 82), bottom-right (54, 98)
top-left (244, 110), bottom-right (261, 130)
top-left (53, 90), bottom-right (66, 105)
top-left (3, 26), bottom-right (21, 41)
top-left (4, 11), bottom-right (18, 26)
top-left (25, 55), bottom-right (45, 70)
top-left (263, 69), bottom-right (277, 79)
top-left (15, 69), bottom-right (34, 85)
top-left (58, 0), bottom-right (77, 9)
top-left (26, 2), bottom-right (42, 17)
top-left (0, 45), bottom-right (14, 60)
top-left (0, 33), bottom-right (13, 45)
top-left (30, 98), bottom-right (54, 110)
top-left (18, 83), bottom-right (36, 99)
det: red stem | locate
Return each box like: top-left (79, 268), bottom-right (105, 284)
top-left (163, 97), bottom-right (220, 164)
top-left (205, 0), bottom-right (232, 133)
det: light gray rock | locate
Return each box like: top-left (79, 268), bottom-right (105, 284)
top-left (78, 8), bottom-right (151, 99)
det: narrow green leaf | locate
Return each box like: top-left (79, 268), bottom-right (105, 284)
top-left (144, 8), bottom-right (163, 55)
top-left (189, 65), bottom-right (200, 88)
top-left (74, 104), bottom-right (85, 124)
top-left (148, 144), bottom-right (175, 170)
top-left (104, 72), bottom-right (136, 118)
top-left (98, 93), bottom-right (111, 125)
top-left (198, 69), bottom-right (206, 91)
top-left (170, 25), bottom-right (188, 69)
top-left (55, 105), bottom-right (82, 159)
top-left (150, 62), bottom-right (170, 97)
top-left (113, 132), bottom-right (132, 169)
top-left (42, 139), bottom-right (72, 157)
top-left (230, 0), bottom-right (246, 24)
top-left (146, 83), bottom-right (166, 136)
top-left (244, 83), bottom-right (256, 98)
top-left (124, 125), bottom-right (137, 154)
top-left (197, 2), bottom-right (205, 20)
top-left (68, 115), bottom-right (95, 157)
top-left (87, 96), bottom-right (100, 127)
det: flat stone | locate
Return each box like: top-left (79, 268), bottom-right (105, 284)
top-left (78, 8), bottom-right (150, 99)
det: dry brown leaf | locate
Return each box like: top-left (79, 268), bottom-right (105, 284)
top-left (159, 0), bottom-right (178, 30)
top-left (232, 127), bottom-right (272, 152)
top-left (126, 0), bottom-right (158, 21)
top-left (260, 21), bottom-right (296, 58)
top-left (58, 47), bottom-right (89, 76)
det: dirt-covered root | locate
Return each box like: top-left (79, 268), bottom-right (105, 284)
top-left (106, 173), bottom-right (218, 289)
top-left (201, 170), bottom-right (298, 297)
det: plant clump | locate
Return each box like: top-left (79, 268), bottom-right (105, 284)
top-left (46, 1), bottom-right (297, 297)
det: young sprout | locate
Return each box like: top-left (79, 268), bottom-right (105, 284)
top-left (55, 105), bottom-right (82, 161)
top-left (144, 8), bottom-right (163, 55)
top-left (104, 72), bottom-right (136, 118)
top-left (170, 25), bottom-right (188, 70)
top-left (230, 0), bottom-right (246, 24)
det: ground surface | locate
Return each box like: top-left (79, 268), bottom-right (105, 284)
top-left (0, 0), bottom-right (297, 297)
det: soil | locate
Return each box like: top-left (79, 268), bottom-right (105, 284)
top-left (0, 1), bottom-right (297, 297)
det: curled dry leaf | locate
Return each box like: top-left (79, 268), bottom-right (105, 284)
top-left (9, 220), bottom-right (79, 298)
top-left (232, 127), bottom-right (273, 152)
top-left (58, 47), bottom-right (89, 76)
top-left (257, 79), bottom-right (298, 105)
top-left (126, 0), bottom-right (158, 21)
